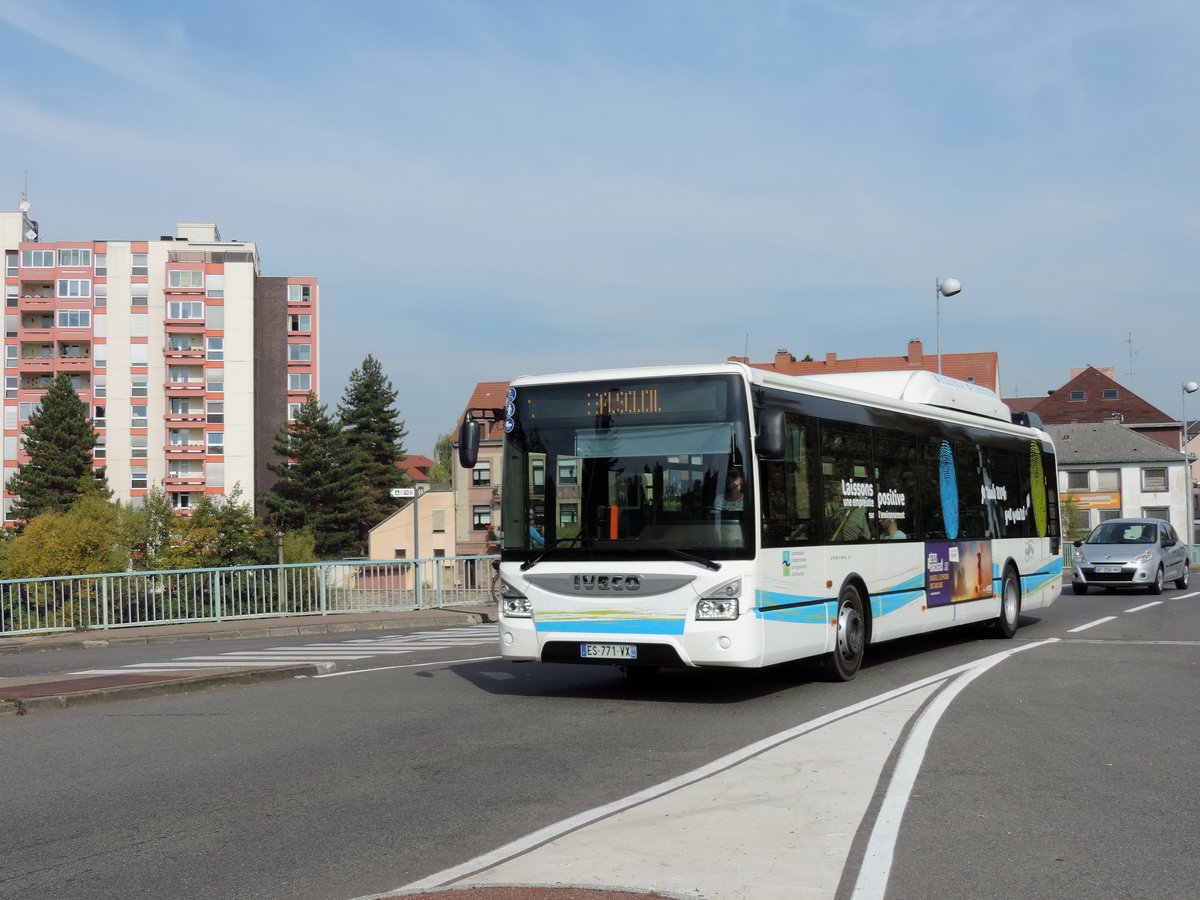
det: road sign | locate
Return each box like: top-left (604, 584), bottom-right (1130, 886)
top-left (391, 487), bottom-right (416, 499)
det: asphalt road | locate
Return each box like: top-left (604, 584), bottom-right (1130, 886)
top-left (1, 585), bottom-right (1197, 899)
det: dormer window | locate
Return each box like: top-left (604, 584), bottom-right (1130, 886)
top-left (1101, 388), bottom-right (1118, 400)
top-left (1069, 390), bottom-right (1085, 401)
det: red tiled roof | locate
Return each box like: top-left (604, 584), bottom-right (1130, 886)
top-left (731, 340), bottom-right (1000, 393)
top-left (394, 454), bottom-right (434, 481)
top-left (461, 381), bottom-right (511, 441)
top-left (1007, 366), bottom-right (1172, 425)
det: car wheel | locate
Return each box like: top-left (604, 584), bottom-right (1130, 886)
top-left (823, 583), bottom-right (866, 682)
top-left (1072, 582), bottom-right (1088, 595)
top-left (1149, 565), bottom-right (1164, 595)
top-left (1175, 563), bottom-right (1190, 591)
top-left (995, 567), bottom-right (1021, 638)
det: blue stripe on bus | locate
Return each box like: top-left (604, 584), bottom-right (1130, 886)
top-left (535, 619), bottom-right (686, 635)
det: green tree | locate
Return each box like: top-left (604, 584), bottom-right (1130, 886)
top-left (211, 485), bottom-right (273, 567)
top-left (3, 494), bottom-right (131, 578)
top-left (428, 431), bottom-right (454, 487)
top-left (8, 372), bottom-right (106, 522)
top-left (264, 395), bottom-right (362, 559)
top-left (125, 486), bottom-right (174, 571)
top-left (338, 354), bottom-right (409, 548)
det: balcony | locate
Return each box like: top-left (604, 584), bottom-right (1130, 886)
top-left (164, 442), bottom-right (206, 456)
top-left (17, 295), bottom-right (54, 312)
top-left (164, 318), bottom-right (206, 332)
top-left (164, 346), bottom-right (205, 360)
top-left (17, 356), bottom-right (54, 373)
top-left (164, 475), bottom-right (206, 488)
top-left (164, 381), bottom-right (206, 395)
top-left (164, 410), bottom-right (206, 424)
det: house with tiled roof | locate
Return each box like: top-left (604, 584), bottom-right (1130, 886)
top-left (730, 339), bottom-right (1000, 393)
top-left (1004, 367), bottom-right (1180, 450)
top-left (1048, 422), bottom-right (1192, 541)
top-left (454, 381), bottom-right (510, 556)
top-left (394, 454), bottom-right (435, 487)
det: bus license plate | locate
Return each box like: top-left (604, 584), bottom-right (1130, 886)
top-left (581, 642), bottom-right (637, 660)
top-left (1095, 566), bottom-right (1122, 574)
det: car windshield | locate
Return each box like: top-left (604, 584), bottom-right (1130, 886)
top-left (1087, 522), bottom-right (1156, 544)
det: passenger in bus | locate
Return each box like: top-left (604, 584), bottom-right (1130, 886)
top-left (527, 514), bottom-right (545, 548)
top-left (825, 481), bottom-right (872, 541)
top-left (882, 517), bottom-right (907, 540)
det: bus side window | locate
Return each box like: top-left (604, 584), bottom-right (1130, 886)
top-left (760, 413), bottom-right (819, 546)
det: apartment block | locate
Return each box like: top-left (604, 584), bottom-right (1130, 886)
top-left (1, 207), bottom-right (318, 519)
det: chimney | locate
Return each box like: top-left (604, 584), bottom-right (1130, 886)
top-left (774, 349), bottom-right (793, 367)
top-left (825, 352), bottom-right (837, 365)
top-left (907, 339), bottom-right (923, 366)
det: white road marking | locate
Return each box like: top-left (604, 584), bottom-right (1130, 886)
top-left (312, 655), bottom-right (501, 677)
top-left (1172, 590), bottom-right (1200, 599)
top-left (1068, 616), bottom-right (1118, 633)
top-left (1124, 601), bottom-right (1163, 613)
top-left (393, 640), bottom-right (1059, 896)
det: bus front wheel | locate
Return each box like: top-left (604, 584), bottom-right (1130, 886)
top-left (823, 584), bottom-right (866, 682)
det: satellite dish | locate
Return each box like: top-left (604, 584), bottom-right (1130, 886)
top-left (19, 199), bottom-right (30, 213)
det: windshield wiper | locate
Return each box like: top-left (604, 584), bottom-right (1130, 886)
top-left (664, 548), bottom-right (722, 571)
top-left (520, 535), bottom-right (584, 571)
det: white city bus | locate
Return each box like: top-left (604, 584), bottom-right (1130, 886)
top-left (459, 363), bottom-right (1062, 680)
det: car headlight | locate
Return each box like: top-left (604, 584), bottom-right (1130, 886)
top-left (1133, 549), bottom-right (1153, 564)
top-left (499, 580), bottom-right (532, 618)
top-left (697, 578), bottom-right (740, 621)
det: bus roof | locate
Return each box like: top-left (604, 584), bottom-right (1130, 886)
top-left (510, 362), bottom-right (1015, 425)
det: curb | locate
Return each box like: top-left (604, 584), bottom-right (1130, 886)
top-left (0, 609), bottom-right (496, 655)
top-left (0, 662), bottom-right (331, 717)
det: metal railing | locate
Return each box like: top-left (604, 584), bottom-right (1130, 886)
top-left (0, 556), bottom-right (498, 637)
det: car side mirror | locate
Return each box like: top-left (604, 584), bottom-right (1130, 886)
top-left (1073, 539), bottom-right (1083, 548)
top-left (756, 409), bottom-right (785, 459)
top-left (458, 414), bottom-right (481, 469)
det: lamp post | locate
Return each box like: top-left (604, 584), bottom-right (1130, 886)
top-left (1183, 380), bottom-right (1198, 554)
top-left (935, 277), bottom-right (962, 375)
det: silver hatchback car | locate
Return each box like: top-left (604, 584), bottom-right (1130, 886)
top-left (1071, 518), bottom-right (1191, 595)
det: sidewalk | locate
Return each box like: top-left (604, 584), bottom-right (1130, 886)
top-left (1, 604), bottom-right (497, 717)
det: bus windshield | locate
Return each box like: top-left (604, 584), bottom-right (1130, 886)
top-left (499, 374), bottom-right (755, 562)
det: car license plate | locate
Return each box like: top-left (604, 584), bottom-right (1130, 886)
top-left (1095, 565), bottom-right (1123, 574)
top-left (581, 642), bottom-right (637, 660)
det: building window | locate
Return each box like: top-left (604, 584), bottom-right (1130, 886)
top-left (131, 434), bottom-right (148, 459)
top-left (472, 505), bottom-right (491, 530)
top-left (21, 249), bottom-right (55, 268)
top-left (131, 374), bottom-right (147, 397)
top-left (168, 270), bottom-right (204, 289)
top-left (432, 508), bottom-right (446, 533)
top-left (206, 336), bottom-right (224, 360)
top-left (560, 503), bottom-right (580, 526)
top-left (131, 466), bottom-right (148, 489)
top-left (207, 431), bottom-right (224, 455)
top-left (130, 344), bottom-right (149, 367)
top-left (6, 285), bottom-right (16, 307)
top-left (532, 459), bottom-right (545, 488)
top-left (131, 253), bottom-right (148, 277)
top-left (394, 549), bottom-right (407, 559)
top-left (4, 252), bottom-right (16, 276)
top-left (131, 285), bottom-right (149, 307)
top-left (207, 400), bottom-right (224, 424)
top-left (472, 462), bottom-right (491, 486)
top-left (93, 405), bottom-right (106, 427)
top-left (1101, 388), bottom-right (1118, 400)
top-left (94, 284), bottom-right (107, 307)
top-left (131, 405), bottom-right (148, 428)
top-left (93, 344), bottom-right (106, 369)
top-left (59, 248), bottom-right (91, 267)
top-left (1097, 508), bottom-right (1120, 523)
top-left (288, 402), bottom-right (303, 420)
top-left (1142, 506), bottom-right (1169, 521)
top-left (94, 374), bottom-right (106, 398)
top-left (1066, 471), bottom-right (1088, 490)
top-left (288, 343), bottom-right (312, 362)
top-left (206, 274), bottom-right (224, 299)
top-left (56, 309), bottom-right (92, 328)
top-left (206, 368), bottom-right (224, 393)
top-left (4, 376), bottom-right (15, 399)
top-left (172, 493), bottom-right (193, 510)
top-left (130, 313), bottom-right (148, 337)
top-left (3, 346), bottom-right (14, 369)
top-left (558, 459), bottom-right (578, 485)
top-left (288, 373), bottom-right (311, 392)
top-left (18, 401), bottom-right (41, 420)
top-left (1096, 469), bottom-right (1119, 491)
top-left (94, 253), bottom-right (107, 277)
top-left (167, 300), bottom-right (204, 319)
top-left (1141, 468), bottom-right (1167, 492)
top-left (94, 435), bottom-right (106, 461)
top-left (288, 314), bottom-right (311, 333)
top-left (287, 284), bottom-right (311, 303)
top-left (57, 279), bottom-right (92, 299)
top-left (1069, 390), bottom-right (1086, 402)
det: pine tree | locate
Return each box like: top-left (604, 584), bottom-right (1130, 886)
top-left (337, 355), bottom-right (409, 547)
top-left (9, 372), bottom-right (106, 522)
top-left (263, 395), bottom-right (362, 559)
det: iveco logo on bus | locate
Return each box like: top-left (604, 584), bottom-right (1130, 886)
top-left (572, 575), bottom-right (642, 592)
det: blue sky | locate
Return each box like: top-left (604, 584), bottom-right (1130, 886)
top-left (1, 0), bottom-right (1197, 455)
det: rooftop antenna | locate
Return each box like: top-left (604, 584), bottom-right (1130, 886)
top-left (744, 332), bottom-right (749, 360)
top-left (1122, 331), bottom-right (1146, 389)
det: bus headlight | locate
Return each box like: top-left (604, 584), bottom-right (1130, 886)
top-left (499, 580), bottom-right (532, 618)
top-left (696, 579), bottom-right (741, 621)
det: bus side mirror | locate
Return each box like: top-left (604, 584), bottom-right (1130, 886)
top-left (458, 415), bottom-right (481, 469)
top-left (757, 409), bottom-right (785, 459)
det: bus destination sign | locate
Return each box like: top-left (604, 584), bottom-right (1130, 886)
top-left (586, 388), bottom-right (663, 417)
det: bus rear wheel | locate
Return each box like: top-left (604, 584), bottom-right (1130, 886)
top-left (995, 567), bottom-right (1020, 639)
top-left (823, 584), bottom-right (866, 682)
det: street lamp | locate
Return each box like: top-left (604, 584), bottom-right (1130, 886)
top-left (1183, 380), bottom-right (1198, 553)
top-left (935, 277), bottom-right (962, 375)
